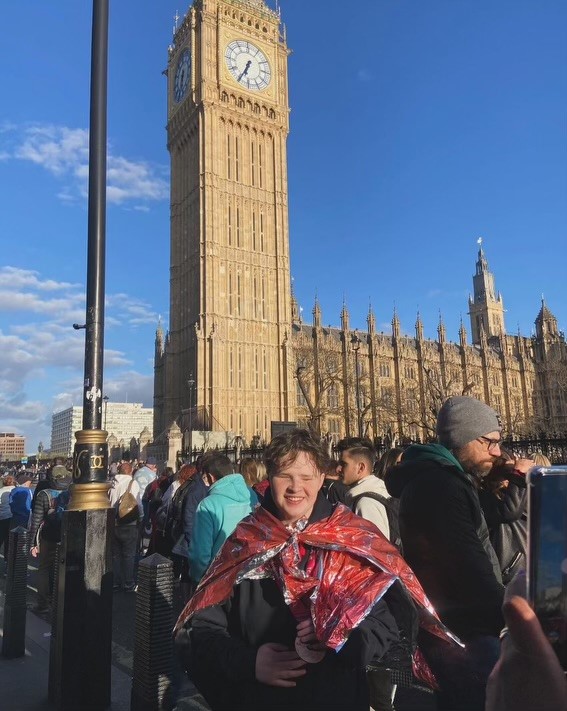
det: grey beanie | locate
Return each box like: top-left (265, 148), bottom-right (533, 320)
top-left (436, 396), bottom-right (501, 450)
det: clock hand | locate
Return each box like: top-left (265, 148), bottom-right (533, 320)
top-left (238, 60), bottom-right (252, 82)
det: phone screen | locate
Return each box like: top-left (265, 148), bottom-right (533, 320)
top-left (528, 467), bottom-right (567, 669)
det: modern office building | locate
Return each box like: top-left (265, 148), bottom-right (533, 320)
top-left (51, 403), bottom-right (153, 456)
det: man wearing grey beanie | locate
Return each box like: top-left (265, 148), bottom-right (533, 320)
top-left (385, 396), bottom-right (505, 711)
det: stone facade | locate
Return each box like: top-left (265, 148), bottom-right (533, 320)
top-left (154, 0), bottom-right (567, 446)
top-left (291, 249), bottom-right (566, 441)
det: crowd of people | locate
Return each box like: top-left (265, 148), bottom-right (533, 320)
top-left (0, 396), bottom-right (565, 711)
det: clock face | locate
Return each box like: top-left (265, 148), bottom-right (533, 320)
top-left (225, 40), bottom-right (271, 91)
top-left (174, 48), bottom-right (191, 103)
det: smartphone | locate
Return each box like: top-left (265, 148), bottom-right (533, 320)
top-left (527, 466), bottom-right (567, 670)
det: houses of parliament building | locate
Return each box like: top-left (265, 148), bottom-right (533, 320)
top-left (152, 0), bottom-right (566, 449)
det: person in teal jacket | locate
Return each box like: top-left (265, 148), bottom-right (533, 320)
top-left (189, 454), bottom-right (258, 583)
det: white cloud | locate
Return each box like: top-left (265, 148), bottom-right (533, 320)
top-left (0, 265), bottom-right (158, 451)
top-left (1, 122), bottom-right (169, 207)
top-left (100, 371), bottom-right (154, 408)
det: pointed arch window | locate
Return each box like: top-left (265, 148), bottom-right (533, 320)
top-left (237, 273), bottom-right (242, 316)
top-left (235, 135), bottom-right (240, 181)
top-left (227, 133), bottom-right (232, 180)
top-left (252, 211), bottom-right (257, 251)
top-left (236, 207), bottom-right (241, 248)
top-left (260, 212), bottom-right (265, 252)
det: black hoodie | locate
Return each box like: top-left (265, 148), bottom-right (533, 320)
top-left (385, 444), bottom-right (504, 641)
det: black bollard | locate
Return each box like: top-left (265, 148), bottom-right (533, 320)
top-left (2, 526), bottom-right (28, 658)
top-left (131, 554), bottom-right (175, 711)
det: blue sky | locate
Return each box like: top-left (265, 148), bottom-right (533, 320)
top-left (1, 1), bottom-right (566, 453)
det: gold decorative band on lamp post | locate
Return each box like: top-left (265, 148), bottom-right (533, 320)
top-left (69, 429), bottom-right (111, 510)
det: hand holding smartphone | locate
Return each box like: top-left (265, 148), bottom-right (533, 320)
top-left (527, 465), bottom-right (567, 670)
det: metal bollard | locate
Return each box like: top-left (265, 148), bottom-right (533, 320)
top-left (48, 543), bottom-right (61, 703)
top-left (2, 526), bottom-right (28, 658)
top-left (131, 553), bottom-right (175, 711)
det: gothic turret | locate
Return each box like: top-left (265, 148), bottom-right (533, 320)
top-left (459, 318), bottom-right (468, 347)
top-left (468, 240), bottom-right (506, 345)
top-left (415, 311), bottom-right (424, 341)
top-left (340, 301), bottom-right (350, 332)
top-left (291, 289), bottom-right (300, 324)
top-left (392, 307), bottom-right (400, 340)
top-left (535, 298), bottom-right (560, 342)
top-left (437, 312), bottom-right (446, 344)
top-left (155, 318), bottom-right (165, 357)
top-left (367, 304), bottom-right (376, 335)
top-left (312, 298), bottom-right (322, 328)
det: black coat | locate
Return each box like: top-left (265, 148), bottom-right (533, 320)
top-left (188, 494), bottom-right (399, 711)
top-left (478, 481), bottom-right (527, 584)
top-left (385, 454), bottom-right (504, 641)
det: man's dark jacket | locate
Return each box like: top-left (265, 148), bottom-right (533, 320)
top-left (187, 493), bottom-right (399, 711)
top-left (385, 444), bottom-right (504, 641)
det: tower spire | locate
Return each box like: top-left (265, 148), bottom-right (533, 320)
top-left (391, 305), bottom-right (400, 340)
top-left (367, 301), bottom-right (376, 334)
top-left (340, 300), bottom-right (350, 332)
top-left (437, 311), bottom-right (446, 343)
top-left (468, 240), bottom-right (505, 345)
top-left (415, 310), bottom-right (424, 341)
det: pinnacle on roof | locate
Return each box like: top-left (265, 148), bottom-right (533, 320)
top-left (535, 297), bottom-right (556, 323)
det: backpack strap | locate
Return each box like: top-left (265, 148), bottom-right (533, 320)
top-left (350, 491), bottom-right (395, 511)
top-left (350, 492), bottom-right (402, 548)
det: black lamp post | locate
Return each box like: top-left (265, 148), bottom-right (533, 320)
top-left (187, 374), bottom-right (195, 460)
top-left (351, 332), bottom-right (362, 438)
top-left (52, 2), bottom-right (114, 709)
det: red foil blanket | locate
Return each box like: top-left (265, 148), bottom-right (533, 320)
top-left (175, 503), bottom-right (461, 683)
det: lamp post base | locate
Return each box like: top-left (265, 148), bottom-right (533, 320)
top-left (51, 508), bottom-right (114, 710)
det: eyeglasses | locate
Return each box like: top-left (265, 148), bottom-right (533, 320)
top-left (478, 436), bottom-right (502, 452)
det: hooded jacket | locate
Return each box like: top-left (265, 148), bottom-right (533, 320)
top-left (385, 444), bottom-right (504, 640)
top-left (189, 473), bottom-right (258, 582)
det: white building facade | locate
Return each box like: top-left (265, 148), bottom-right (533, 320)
top-left (51, 403), bottom-right (153, 456)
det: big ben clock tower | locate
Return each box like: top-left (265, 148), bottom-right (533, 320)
top-left (154, 0), bottom-right (294, 443)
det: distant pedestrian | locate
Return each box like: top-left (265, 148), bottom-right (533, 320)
top-left (9, 475), bottom-right (33, 528)
top-left (374, 447), bottom-right (404, 480)
top-left (134, 457), bottom-right (158, 493)
top-left (240, 457), bottom-right (269, 500)
top-left (320, 458), bottom-right (348, 505)
top-left (528, 452), bottom-right (551, 467)
top-left (0, 475), bottom-right (17, 562)
top-left (189, 454), bottom-right (258, 584)
top-left (109, 461), bottom-right (143, 592)
top-left (29, 466), bottom-right (72, 613)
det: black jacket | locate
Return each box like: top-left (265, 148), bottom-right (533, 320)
top-left (478, 481), bottom-right (527, 584)
top-left (188, 493), bottom-right (399, 711)
top-left (385, 448), bottom-right (504, 641)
